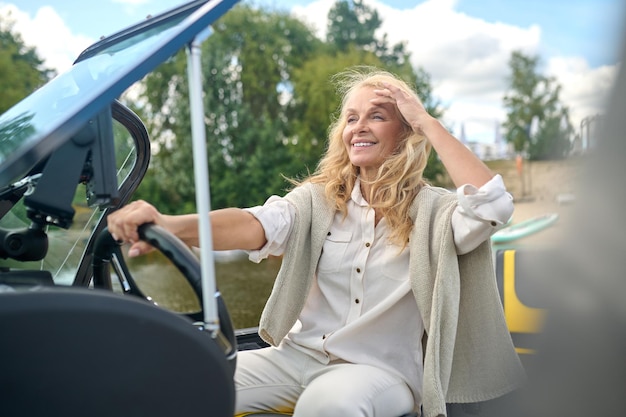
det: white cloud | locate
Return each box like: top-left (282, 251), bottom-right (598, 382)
top-left (547, 56), bottom-right (618, 127)
top-left (291, 0), bottom-right (334, 38)
top-left (0, 4), bottom-right (93, 73)
top-left (289, 0), bottom-right (617, 144)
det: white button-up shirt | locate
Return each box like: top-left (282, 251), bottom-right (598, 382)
top-left (244, 175), bottom-right (513, 404)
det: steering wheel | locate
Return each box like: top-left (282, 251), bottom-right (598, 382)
top-left (92, 223), bottom-right (237, 365)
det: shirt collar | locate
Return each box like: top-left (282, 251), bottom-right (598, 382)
top-left (351, 177), bottom-right (369, 207)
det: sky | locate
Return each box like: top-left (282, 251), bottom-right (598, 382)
top-left (1, 0), bottom-right (624, 144)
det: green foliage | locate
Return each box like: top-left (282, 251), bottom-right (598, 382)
top-left (327, 0), bottom-right (382, 53)
top-left (0, 15), bottom-right (54, 113)
top-left (211, 5), bottom-right (323, 121)
top-left (527, 112), bottom-right (574, 160)
top-left (502, 51), bottom-right (572, 160)
top-left (327, 0), bottom-right (412, 69)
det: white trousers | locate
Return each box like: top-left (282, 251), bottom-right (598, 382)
top-left (235, 343), bottom-right (415, 417)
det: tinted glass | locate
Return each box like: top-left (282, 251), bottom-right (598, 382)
top-left (0, 0), bottom-right (237, 185)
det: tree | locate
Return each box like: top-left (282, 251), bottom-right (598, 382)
top-left (132, 4), bottom-right (322, 212)
top-left (326, 0), bottom-right (411, 70)
top-left (327, 0), bottom-right (381, 54)
top-left (502, 51), bottom-right (573, 160)
top-left (0, 15), bottom-right (54, 113)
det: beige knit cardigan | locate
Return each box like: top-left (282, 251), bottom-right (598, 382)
top-left (258, 182), bottom-right (526, 417)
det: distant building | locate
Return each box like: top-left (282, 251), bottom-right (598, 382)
top-left (459, 116), bottom-right (592, 160)
top-left (458, 121), bottom-right (515, 161)
top-left (493, 121), bottom-right (514, 159)
top-left (459, 122), bottom-right (468, 146)
top-left (577, 114), bottom-right (603, 154)
top-left (467, 141), bottom-right (498, 160)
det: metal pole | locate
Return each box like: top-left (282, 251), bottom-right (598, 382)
top-left (186, 27), bottom-right (219, 334)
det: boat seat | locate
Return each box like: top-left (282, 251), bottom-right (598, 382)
top-left (0, 286), bottom-right (235, 417)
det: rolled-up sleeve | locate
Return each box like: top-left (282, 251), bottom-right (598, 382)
top-left (453, 174), bottom-right (514, 255)
top-left (243, 195), bottom-right (295, 263)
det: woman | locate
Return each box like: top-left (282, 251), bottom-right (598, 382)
top-left (107, 67), bottom-right (525, 417)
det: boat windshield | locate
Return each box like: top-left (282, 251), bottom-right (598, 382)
top-left (0, 0), bottom-right (238, 186)
top-left (0, 0), bottom-right (239, 287)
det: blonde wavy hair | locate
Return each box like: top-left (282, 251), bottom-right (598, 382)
top-left (297, 66), bottom-right (432, 247)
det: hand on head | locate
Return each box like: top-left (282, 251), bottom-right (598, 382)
top-left (371, 82), bottom-right (429, 135)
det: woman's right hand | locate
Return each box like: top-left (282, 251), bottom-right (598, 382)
top-left (107, 200), bottom-right (164, 257)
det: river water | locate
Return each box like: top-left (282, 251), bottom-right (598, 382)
top-left (123, 249), bottom-right (281, 329)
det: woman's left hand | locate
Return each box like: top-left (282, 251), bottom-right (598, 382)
top-left (371, 82), bottom-right (431, 135)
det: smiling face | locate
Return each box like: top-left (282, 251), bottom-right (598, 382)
top-left (341, 86), bottom-right (406, 180)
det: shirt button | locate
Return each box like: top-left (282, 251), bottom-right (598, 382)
top-left (365, 242), bottom-right (371, 247)
top-left (490, 221), bottom-right (497, 227)
top-left (355, 298), bottom-right (360, 304)
top-left (356, 267), bottom-right (361, 273)
top-left (322, 334), bottom-right (326, 340)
